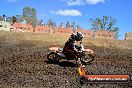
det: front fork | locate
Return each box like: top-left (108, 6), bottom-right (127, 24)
top-left (76, 57), bottom-right (84, 67)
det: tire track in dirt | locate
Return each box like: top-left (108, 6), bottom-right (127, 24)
top-left (0, 39), bottom-right (132, 88)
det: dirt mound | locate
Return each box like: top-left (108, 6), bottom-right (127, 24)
top-left (0, 32), bottom-right (132, 88)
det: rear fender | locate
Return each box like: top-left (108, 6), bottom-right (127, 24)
top-left (49, 47), bottom-right (59, 51)
top-left (48, 51), bottom-right (54, 54)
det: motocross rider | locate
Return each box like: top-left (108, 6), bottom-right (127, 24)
top-left (62, 32), bottom-right (84, 67)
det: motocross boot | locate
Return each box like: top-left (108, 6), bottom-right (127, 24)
top-left (77, 58), bottom-right (85, 68)
top-left (76, 58), bottom-right (81, 66)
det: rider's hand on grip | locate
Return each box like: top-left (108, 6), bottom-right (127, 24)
top-left (80, 41), bottom-right (82, 44)
top-left (77, 51), bottom-right (82, 54)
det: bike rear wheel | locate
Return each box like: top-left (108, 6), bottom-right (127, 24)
top-left (47, 52), bottom-right (59, 63)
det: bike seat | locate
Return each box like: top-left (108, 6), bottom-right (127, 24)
top-left (57, 52), bottom-right (66, 58)
top-left (58, 48), bottom-right (63, 51)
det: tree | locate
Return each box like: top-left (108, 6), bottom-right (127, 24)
top-left (110, 27), bottom-right (120, 39)
top-left (12, 16), bottom-right (17, 24)
top-left (22, 6), bottom-right (37, 27)
top-left (6, 17), bottom-right (12, 23)
top-left (38, 20), bottom-right (45, 26)
top-left (15, 15), bottom-right (23, 23)
top-left (31, 8), bottom-right (37, 27)
top-left (66, 21), bottom-right (71, 28)
top-left (89, 16), bottom-right (119, 38)
top-left (47, 19), bottom-right (56, 29)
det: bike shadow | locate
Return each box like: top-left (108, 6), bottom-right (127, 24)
top-left (45, 60), bottom-right (77, 67)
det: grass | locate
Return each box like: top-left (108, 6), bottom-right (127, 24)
top-left (0, 30), bottom-right (132, 49)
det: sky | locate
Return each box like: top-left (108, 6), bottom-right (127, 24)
top-left (0, 0), bottom-right (132, 40)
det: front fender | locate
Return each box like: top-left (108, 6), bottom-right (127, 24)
top-left (84, 49), bottom-right (94, 55)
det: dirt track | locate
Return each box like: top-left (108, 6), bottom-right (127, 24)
top-left (0, 33), bottom-right (132, 88)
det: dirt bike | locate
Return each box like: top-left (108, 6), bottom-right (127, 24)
top-left (47, 46), bottom-right (95, 66)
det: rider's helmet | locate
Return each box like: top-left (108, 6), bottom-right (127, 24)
top-left (75, 32), bottom-right (84, 41)
top-left (69, 33), bottom-right (76, 41)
